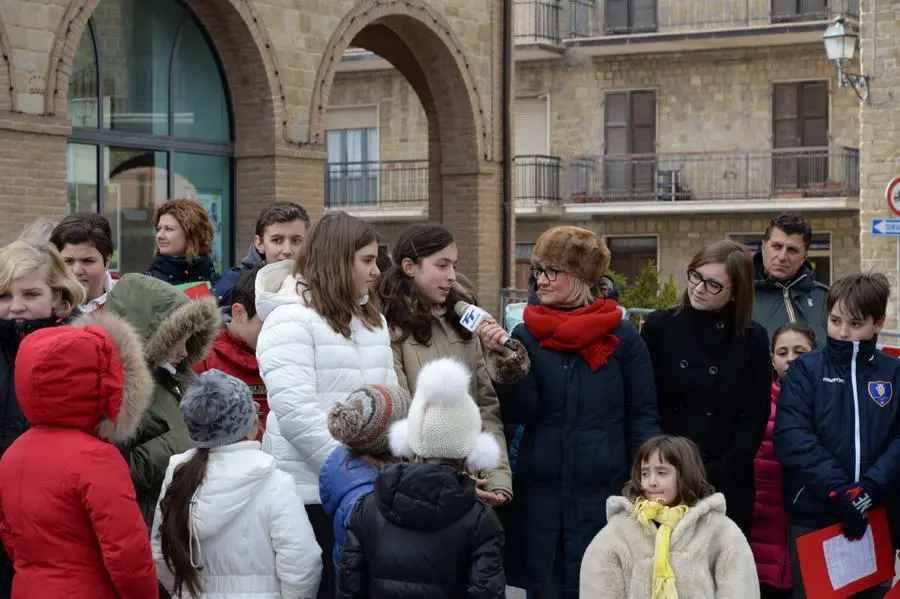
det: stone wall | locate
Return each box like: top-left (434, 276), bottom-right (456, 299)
top-left (859, 0), bottom-right (900, 329)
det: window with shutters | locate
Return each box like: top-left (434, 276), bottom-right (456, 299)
top-left (771, 0), bottom-right (828, 23)
top-left (772, 81), bottom-right (828, 192)
top-left (605, 0), bottom-right (657, 34)
top-left (604, 90), bottom-right (656, 200)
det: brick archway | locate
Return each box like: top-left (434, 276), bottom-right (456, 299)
top-left (45, 0), bottom-right (285, 153)
top-left (309, 0), bottom-right (490, 169)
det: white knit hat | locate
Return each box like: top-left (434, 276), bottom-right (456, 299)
top-left (388, 357), bottom-right (501, 470)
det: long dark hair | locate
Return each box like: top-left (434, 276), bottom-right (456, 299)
top-left (376, 223), bottom-right (472, 345)
top-left (678, 239), bottom-right (754, 343)
top-left (293, 212), bottom-right (382, 339)
top-left (159, 449), bottom-right (210, 597)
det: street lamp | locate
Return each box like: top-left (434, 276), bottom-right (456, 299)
top-left (823, 16), bottom-right (871, 103)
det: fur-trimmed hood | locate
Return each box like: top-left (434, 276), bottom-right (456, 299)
top-left (13, 312), bottom-right (154, 443)
top-left (104, 273), bottom-right (219, 371)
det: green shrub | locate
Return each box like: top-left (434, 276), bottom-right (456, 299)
top-left (607, 261), bottom-right (679, 321)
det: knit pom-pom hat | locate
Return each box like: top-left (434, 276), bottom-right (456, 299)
top-left (328, 384), bottom-right (412, 455)
top-left (388, 357), bottom-right (500, 470)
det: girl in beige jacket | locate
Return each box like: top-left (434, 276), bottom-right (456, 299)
top-left (580, 435), bottom-right (760, 599)
top-left (375, 223), bottom-right (529, 505)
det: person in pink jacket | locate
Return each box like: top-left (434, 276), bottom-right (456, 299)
top-left (750, 322), bottom-right (816, 599)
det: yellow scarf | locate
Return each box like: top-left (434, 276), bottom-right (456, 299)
top-left (631, 498), bottom-right (689, 599)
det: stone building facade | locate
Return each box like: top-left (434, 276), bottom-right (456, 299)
top-left (0, 0), bottom-right (508, 308)
top-left (328, 1), bottom-right (867, 309)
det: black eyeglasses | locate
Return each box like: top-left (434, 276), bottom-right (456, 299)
top-left (532, 266), bottom-right (564, 282)
top-left (687, 269), bottom-right (727, 295)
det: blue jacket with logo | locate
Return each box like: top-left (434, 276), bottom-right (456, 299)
top-left (773, 336), bottom-right (900, 541)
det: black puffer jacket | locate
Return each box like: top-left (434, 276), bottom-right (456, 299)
top-left (337, 462), bottom-right (506, 599)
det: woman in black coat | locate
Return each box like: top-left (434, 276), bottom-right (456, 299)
top-left (641, 239), bottom-right (771, 537)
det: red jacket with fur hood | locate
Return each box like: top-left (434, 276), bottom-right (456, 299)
top-left (0, 313), bottom-right (158, 599)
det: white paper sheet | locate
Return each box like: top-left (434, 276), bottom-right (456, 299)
top-left (823, 526), bottom-right (878, 590)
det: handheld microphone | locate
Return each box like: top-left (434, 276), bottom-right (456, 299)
top-left (453, 301), bottom-right (517, 351)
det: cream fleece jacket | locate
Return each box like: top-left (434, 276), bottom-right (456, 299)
top-left (580, 493), bottom-right (760, 599)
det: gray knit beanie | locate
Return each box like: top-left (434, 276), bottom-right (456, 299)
top-left (180, 369), bottom-right (257, 449)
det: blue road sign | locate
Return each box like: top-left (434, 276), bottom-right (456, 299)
top-left (872, 219), bottom-right (900, 236)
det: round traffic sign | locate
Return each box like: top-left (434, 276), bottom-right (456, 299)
top-left (886, 177), bottom-right (900, 216)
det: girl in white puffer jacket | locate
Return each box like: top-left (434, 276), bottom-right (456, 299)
top-left (152, 369), bottom-right (321, 599)
top-left (254, 212), bottom-right (397, 599)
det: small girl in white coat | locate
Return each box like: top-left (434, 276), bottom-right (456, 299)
top-left (151, 369), bottom-right (322, 598)
top-left (580, 435), bottom-right (759, 599)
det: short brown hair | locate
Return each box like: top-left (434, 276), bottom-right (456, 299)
top-left (827, 272), bottom-right (890, 323)
top-left (255, 202), bottom-right (310, 238)
top-left (50, 213), bottom-right (115, 261)
top-left (294, 212), bottom-right (382, 339)
top-left (623, 435), bottom-right (715, 507)
top-left (152, 198), bottom-right (215, 258)
top-left (679, 240), bottom-right (754, 343)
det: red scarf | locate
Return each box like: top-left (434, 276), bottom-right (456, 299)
top-left (524, 299), bottom-right (624, 371)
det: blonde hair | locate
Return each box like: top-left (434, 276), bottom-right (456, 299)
top-left (18, 218), bottom-right (59, 244)
top-left (0, 241), bottom-right (86, 316)
top-left (567, 278), bottom-right (597, 307)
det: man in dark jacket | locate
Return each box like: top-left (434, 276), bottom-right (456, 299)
top-left (774, 273), bottom-right (900, 598)
top-left (753, 212), bottom-right (828, 345)
top-left (213, 201), bottom-right (309, 316)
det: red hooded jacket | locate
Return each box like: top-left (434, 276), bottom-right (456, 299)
top-left (194, 329), bottom-right (269, 434)
top-left (0, 315), bottom-right (158, 599)
top-left (749, 381), bottom-right (792, 589)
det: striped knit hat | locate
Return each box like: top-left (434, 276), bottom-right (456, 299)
top-left (328, 384), bottom-right (412, 455)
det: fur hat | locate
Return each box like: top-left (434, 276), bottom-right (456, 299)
top-left (531, 226), bottom-right (611, 285)
top-left (388, 358), bottom-right (501, 470)
top-left (180, 370), bottom-right (257, 449)
top-left (328, 384), bottom-right (412, 455)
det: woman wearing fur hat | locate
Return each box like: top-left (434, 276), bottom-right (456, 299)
top-left (255, 212), bottom-right (397, 599)
top-left (0, 312), bottom-right (158, 599)
top-left (376, 223), bottom-right (529, 506)
top-left (152, 370), bottom-right (322, 599)
top-left (640, 240), bottom-right (771, 538)
top-left (103, 273), bottom-right (220, 527)
top-left (337, 357), bottom-right (506, 599)
top-left (486, 226), bottom-right (660, 599)
top-left (319, 383), bottom-right (412, 571)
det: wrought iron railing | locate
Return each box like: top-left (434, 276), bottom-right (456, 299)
top-left (514, 0), bottom-right (562, 45)
top-left (515, 155), bottom-right (562, 204)
top-left (565, 147), bottom-right (859, 203)
top-left (324, 160), bottom-right (428, 209)
top-left (567, 0), bottom-right (859, 38)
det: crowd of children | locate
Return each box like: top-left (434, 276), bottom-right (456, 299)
top-left (0, 199), bottom-right (897, 599)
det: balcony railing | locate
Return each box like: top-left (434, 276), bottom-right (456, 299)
top-left (325, 160), bottom-right (428, 209)
top-left (568, 0), bottom-right (859, 38)
top-left (515, 0), bottom-right (562, 45)
top-left (565, 147), bottom-right (859, 203)
top-left (516, 155), bottom-right (562, 204)
top-left (325, 156), bottom-right (564, 211)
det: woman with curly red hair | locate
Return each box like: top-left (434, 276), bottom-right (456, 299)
top-left (146, 198), bottom-right (218, 288)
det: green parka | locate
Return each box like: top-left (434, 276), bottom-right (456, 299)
top-left (104, 274), bottom-right (219, 526)
top-left (752, 253), bottom-right (828, 346)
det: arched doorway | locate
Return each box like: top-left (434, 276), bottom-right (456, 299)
top-left (311, 0), bottom-right (503, 306)
top-left (65, 0), bottom-right (234, 274)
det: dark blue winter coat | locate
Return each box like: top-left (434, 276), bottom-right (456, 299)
top-left (494, 304), bottom-right (660, 599)
top-left (319, 446), bottom-right (378, 569)
top-left (213, 245), bottom-right (264, 316)
top-left (774, 336), bottom-right (900, 543)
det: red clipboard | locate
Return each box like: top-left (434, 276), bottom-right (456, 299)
top-left (796, 507), bottom-right (894, 598)
top-left (886, 580), bottom-right (900, 599)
